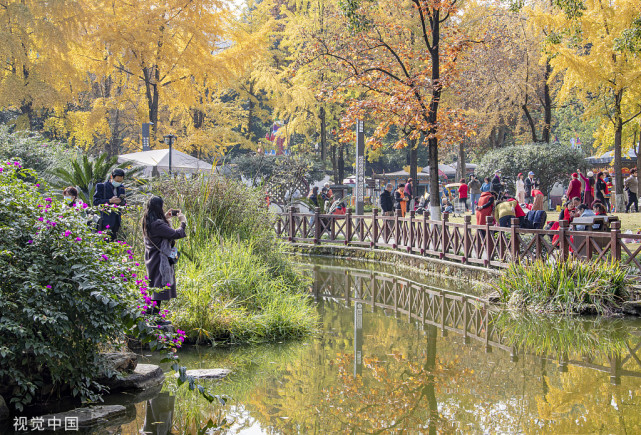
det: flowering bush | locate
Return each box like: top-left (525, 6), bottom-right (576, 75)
top-left (0, 161), bottom-right (185, 411)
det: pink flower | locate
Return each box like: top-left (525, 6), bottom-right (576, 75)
top-left (27, 240), bottom-right (33, 244)
top-left (63, 230), bottom-right (71, 237)
top-left (46, 285), bottom-right (52, 289)
top-left (75, 237), bottom-right (82, 242)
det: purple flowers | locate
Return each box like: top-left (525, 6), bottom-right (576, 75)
top-left (64, 230), bottom-right (71, 237)
top-left (75, 237), bottom-right (82, 242)
top-left (101, 254), bottom-right (109, 261)
top-left (27, 240), bottom-right (33, 244)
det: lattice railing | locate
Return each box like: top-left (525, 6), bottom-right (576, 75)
top-left (280, 207), bottom-right (638, 273)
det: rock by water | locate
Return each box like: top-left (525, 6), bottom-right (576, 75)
top-left (175, 369), bottom-right (231, 380)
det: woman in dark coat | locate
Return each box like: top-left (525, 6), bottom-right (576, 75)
top-left (142, 196), bottom-right (187, 307)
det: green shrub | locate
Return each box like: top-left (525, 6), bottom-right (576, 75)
top-left (169, 239), bottom-right (316, 344)
top-left (493, 259), bottom-right (631, 314)
top-left (0, 125), bottom-right (79, 182)
top-left (0, 161), bottom-right (174, 411)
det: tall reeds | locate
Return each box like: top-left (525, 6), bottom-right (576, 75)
top-left (493, 259), bottom-right (631, 314)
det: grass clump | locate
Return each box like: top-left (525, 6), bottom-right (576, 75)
top-left (168, 239), bottom-right (316, 345)
top-left (493, 259), bottom-right (631, 314)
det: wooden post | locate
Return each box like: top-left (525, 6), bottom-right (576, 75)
top-left (371, 208), bottom-right (379, 249)
top-left (463, 215), bottom-right (471, 263)
top-left (485, 216), bottom-right (494, 266)
top-left (440, 212), bottom-right (449, 259)
top-left (408, 210), bottom-right (415, 252)
top-left (422, 212), bottom-right (429, 255)
top-left (559, 220), bottom-right (569, 262)
top-left (314, 207), bottom-right (321, 244)
top-left (393, 209), bottom-right (401, 249)
top-left (611, 220), bottom-right (621, 262)
top-left (345, 209), bottom-right (352, 245)
top-left (276, 214), bottom-right (282, 237)
top-left (510, 217), bottom-right (520, 264)
top-left (288, 206), bottom-right (295, 242)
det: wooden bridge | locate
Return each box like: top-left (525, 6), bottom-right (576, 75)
top-left (309, 264), bottom-right (641, 384)
top-left (275, 208), bottom-right (641, 272)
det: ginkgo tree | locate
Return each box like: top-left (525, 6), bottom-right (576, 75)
top-left (531, 0), bottom-right (641, 209)
top-left (0, 0), bottom-right (86, 130)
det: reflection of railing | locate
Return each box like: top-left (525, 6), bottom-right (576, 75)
top-left (311, 265), bottom-right (641, 384)
top-left (275, 208), bottom-right (641, 272)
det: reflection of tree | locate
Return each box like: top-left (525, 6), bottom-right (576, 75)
top-left (310, 324), bottom-right (469, 433)
top-left (527, 368), bottom-right (641, 433)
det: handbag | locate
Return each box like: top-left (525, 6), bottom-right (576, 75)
top-left (168, 247), bottom-right (180, 265)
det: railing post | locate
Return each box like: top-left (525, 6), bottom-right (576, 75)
top-left (485, 216), bottom-right (494, 266)
top-left (408, 210), bottom-right (415, 253)
top-left (345, 209), bottom-right (352, 245)
top-left (314, 207), bottom-right (321, 244)
top-left (276, 214), bottom-right (282, 237)
top-left (559, 220), bottom-right (569, 262)
top-left (422, 212), bottom-right (429, 255)
top-left (288, 206), bottom-right (295, 242)
top-left (393, 209), bottom-right (401, 249)
top-left (611, 220), bottom-right (621, 263)
top-left (510, 217), bottom-right (520, 264)
top-left (371, 208), bottom-right (379, 249)
top-left (440, 212), bottom-right (449, 259)
top-left (463, 215), bottom-right (471, 263)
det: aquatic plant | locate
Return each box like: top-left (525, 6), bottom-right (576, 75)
top-left (493, 259), bottom-right (631, 314)
top-left (169, 239), bottom-right (316, 344)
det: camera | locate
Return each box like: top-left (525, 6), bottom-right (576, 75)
top-left (171, 209), bottom-right (180, 216)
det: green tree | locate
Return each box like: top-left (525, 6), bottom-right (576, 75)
top-left (476, 143), bottom-right (585, 192)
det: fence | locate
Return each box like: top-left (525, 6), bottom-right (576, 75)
top-left (274, 208), bottom-right (641, 273)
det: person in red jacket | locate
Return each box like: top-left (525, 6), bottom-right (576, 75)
top-left (458, 178), bottom-right (469, 211)
top-left (566, 173), bottom-right (582, 201)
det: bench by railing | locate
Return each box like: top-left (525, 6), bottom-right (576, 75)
top-left (274, 207), bottom-right (641, 273)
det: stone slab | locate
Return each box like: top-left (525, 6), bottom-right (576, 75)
top-left (105, 364), bottom-right (165, 392)
top-left (175, 369), bottom-right (231, 380)
top-left (102, 351), bottom-right (139, 373)
top-left (623, 301), bottom-right (641, 316)
top-left (35, 405), bottom-right (126, 430)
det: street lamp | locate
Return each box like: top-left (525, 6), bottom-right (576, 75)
top-left (163, 134), bottom-right (176, 175)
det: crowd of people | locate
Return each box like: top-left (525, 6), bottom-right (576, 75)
top-left (378, 166), bottom-right (639, 232)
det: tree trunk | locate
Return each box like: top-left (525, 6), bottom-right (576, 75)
top-left (338, 144), bottom-right (345, 185)
top-left (320, 106), bottom-right (327, 163)
top-left (331, 144), bottom-right (339, 184)
top-left (427, 8), bottom-right (442, 220)
top-left (614, 90), bottom-right (624, 211)
top-left (457, 142), bottom-right (466, 181)
top-left (143, 66), bottom-right (160, 143)
top-left (635, 126), bottom-right (640, 174)
top-left (247, 80), bottom-right (255, 142)
top-left (409, 139), bottom-right (418, 186)
top-left (522, 103), bottom-right (539, 143)
top-left (542, 58), bottom-right (552, 144)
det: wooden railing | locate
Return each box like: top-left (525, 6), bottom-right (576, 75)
top-left (274, 207), bottom-right (641, 273)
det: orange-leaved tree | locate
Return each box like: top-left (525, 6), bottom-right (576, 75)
top-left (295, 0), bottom-right (470, 217)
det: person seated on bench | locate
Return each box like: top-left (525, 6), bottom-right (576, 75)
top-left (593, 201), bottom-right (608, 216)
top-left (574, 204), bottom-right (600, 230)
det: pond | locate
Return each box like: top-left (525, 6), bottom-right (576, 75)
top-left (35, 259), bottom-right (641, 433)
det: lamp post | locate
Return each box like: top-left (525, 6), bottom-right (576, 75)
top-left (163, 134), bottom-right (176, 175)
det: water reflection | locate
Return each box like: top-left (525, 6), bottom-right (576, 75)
top-left (64, 262), bottom-right (641, 433)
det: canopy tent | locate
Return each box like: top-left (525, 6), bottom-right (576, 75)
top-left (586, 149), bottom-right (637, 165)
top-left (421, 164), bottom-right (456, 177)
top-left (118, 149), bottom-right (213, 176)
top-left (449, 161), bottom-right (478, 173)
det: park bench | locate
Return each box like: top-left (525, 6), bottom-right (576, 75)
top-left (569, 216), bottom-right (619, 259)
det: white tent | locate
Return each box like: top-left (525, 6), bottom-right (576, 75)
top-left (118, 149), bottom-right (213, 176)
